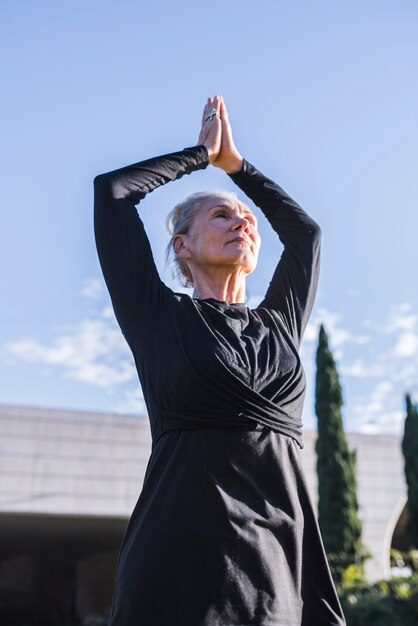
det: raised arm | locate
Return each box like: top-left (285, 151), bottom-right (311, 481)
top-left (94, 146), bottom-right (209, 343)
top-left (229, 161), bottom-right (321, 350)
top-left (209, 97), bottom-right (320, 349)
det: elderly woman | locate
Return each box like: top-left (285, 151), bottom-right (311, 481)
top-left (94, 96), bottom-right (346, 626)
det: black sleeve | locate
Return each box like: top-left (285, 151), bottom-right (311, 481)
top-left (94, 145), bottom-right (209, 343)
top-left (229, 159), bottom-right (321, 350)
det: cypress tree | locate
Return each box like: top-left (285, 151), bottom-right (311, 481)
top-left (402, 393), bottom-right (418, 548)
top-left (315, 323), bottom-right (363, 582)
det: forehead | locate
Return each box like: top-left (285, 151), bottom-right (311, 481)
top-left (200, 196), bottom-right (255, 218)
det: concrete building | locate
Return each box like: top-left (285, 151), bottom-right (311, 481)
top-left (0, 403), bottom-right (406, 622)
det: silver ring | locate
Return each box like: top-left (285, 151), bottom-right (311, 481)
top-left (204, 108), bottom-right (221, 122)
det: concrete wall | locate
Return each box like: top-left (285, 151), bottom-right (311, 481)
top-left (0, 404), bottom-right (149, 517)
top-left (0, 403), bottom-right (406, 582)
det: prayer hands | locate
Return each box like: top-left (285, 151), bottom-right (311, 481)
top-left (198, 96), bottom-right (243, 174)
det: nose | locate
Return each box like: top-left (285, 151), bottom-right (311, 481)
top-left (232, 215), bottom-right (250, 231)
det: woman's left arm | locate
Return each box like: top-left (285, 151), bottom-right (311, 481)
top-left (229, 161), bottom-right (321, 350)
top-left (214, 97), bottom-right (320, 350)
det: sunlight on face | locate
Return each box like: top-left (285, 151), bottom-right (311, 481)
top-left (184, 197), bottom-right (261, 275)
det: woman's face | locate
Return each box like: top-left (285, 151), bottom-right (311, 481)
top-left (176, 197), bottom-right (261, 276)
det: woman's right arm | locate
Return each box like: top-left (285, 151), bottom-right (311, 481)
top-left (93, 146), bottom-right (209, 343)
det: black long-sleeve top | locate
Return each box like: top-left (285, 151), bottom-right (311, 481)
top-left (94, 145), bottom-right (321, 448)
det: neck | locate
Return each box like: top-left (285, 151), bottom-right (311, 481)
top-left (191, 268), bottom-right (247, 304)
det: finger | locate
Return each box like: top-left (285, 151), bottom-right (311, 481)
top-left (220, 96), bottom-right (229, 120)
top-left (213, 94), bottom-right (221, 114)
top-left (203, 96), bottom-right (221, 124)
top-left (220, 99), bottom-right (233, 137)
top-left (202, 98), bottom-right (215, 125)
top-left (201, 97), bottom-right (213, 121)
top-left (221, 98), bottom-right (231, 129)
top-left (203, 96), bottom-right (221, 126)
top-left (201, 97), bottom-right (212, 124)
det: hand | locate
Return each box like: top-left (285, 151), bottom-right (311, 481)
top-left (198, 96), bottom-right (222, 164)
top-left (213, 97), bottom-right (243, 174)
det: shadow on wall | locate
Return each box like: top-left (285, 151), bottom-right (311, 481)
top-left (391, 500), bottom-right (409, 552)
top-left (0, 552), bottom-right (117, 626)
top-left (0, 512), bottom-right (126, 625)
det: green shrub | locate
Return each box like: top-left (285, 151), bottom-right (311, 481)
top-left (339, 575), bottom-right (418, 626)
top-left (391, 548), bottom-right (418, 573)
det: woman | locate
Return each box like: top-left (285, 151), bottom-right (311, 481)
top-left (94, 95), bottom-right (346, 626)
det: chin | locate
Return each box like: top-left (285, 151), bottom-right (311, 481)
top-left (229, 255), bottom-right (256, 274)
top-left (242, 259), bottom-right (258, 275)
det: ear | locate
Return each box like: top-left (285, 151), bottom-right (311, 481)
top-left (172, 234), bottom-right (191, 259)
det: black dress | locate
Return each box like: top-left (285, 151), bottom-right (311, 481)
top-left (94, 146), bottom-right (346, 626)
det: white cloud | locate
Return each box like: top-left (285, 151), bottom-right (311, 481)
top-left (304, 307), bottom-right (370, 348)
top-left (114, 388), bottom-right (146, 415)
top-left (361, 303), bottom-right (418, 385)
top-left (365, 302), bottom-right (418, 335)
top-left (357, 410), bottom-right (404, 435)
top-left (101, 305), bottom-right (115, 319)
top-left (384, 303), bottom-right (417, 333)
top-left (393, 332), bottom-right (418, 358)
top-left (6, 315), bottom-right (136, 389)
top-left (375, 380), bottom-right (394, 396)
top-left (4, 281), bottom-right (148, 414)
top-left (392, 364), bottom-right (417, 387)
top-left (349, 381), bottom-right (406, 434)
top-left (341, 358), bottom-right (385, 378)
top-left (80, 277), bottom-right (105, 300)
top-left (302, 322), bottom-right (319, 344)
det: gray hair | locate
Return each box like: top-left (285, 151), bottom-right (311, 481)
top-left (165, 189), bottom-right (243, 287)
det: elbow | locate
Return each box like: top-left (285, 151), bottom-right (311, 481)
top-left (313, 221), bottom-right (322, 241)
top-left (306, 220), bottom-right (321, 259)
top-left (307, 218), bottom-right (322, 244)
top-left (94, 172), bottom-right (111, 192)
top-left (93, 172), bottom-right (119, 201)
top-left (93, 173), bottom-right (104, 187)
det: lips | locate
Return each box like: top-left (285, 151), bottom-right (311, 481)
top-left (232, 236), bottom-right (247, 243)
top-left (229, 236), bottom-right (252, 247)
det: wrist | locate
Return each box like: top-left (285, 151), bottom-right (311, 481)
top-left (223, 154), bottom-right (244, 175)
top-left (202, 144), bottom-right (217, 164)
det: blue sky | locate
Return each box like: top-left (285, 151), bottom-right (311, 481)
top-left (1, 1), bottom-right (418, 434)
